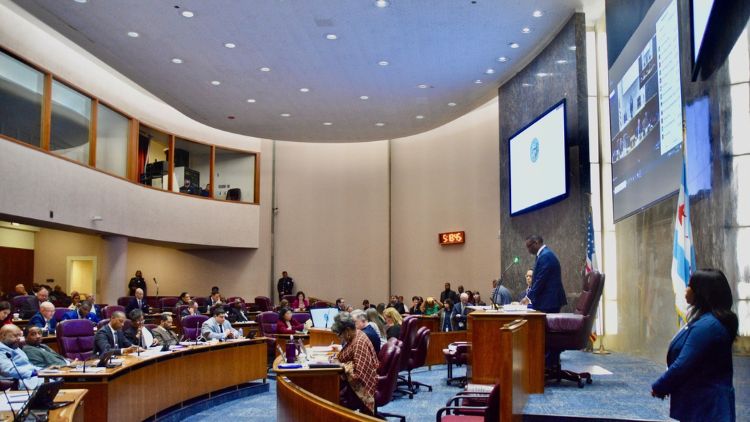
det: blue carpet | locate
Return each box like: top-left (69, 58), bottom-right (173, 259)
top-left (181, 352), bottom-right (749, 422)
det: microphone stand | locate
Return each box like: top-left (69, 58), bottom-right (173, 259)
top-left (194, 321), bottom-right (199, 346)
top-left (5, 353), bottom-right (32, 399)
top-left (153, 277), bottom-right (159, 298)
top-left (2, 388), bottom-right (17, 421)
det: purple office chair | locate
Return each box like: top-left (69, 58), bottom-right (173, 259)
top-left (257, 311), bottom-right (280, 359)
top-left (400, 326), bottom-right (432, 394)
top-left (181, 315), bottom-right (209, 340)
top-left (53, 307), bottom-right (69, 322)
top-left (436, 383), bottom-right (500, 421)
top-left (159, 297), bottom-right (179, 314)
top-left (103, 305), bottom-right (125, 319)
top-left (375, 339), bottom-right (405, 422)
top-left (282, 294), bottom-right (297, 304)
top-left (291, 312), bottom-right (311, 326)
top-left (56, 319), bottom-right (96, 360)
top-left (116, 297), bottom-right (132, 307)
top-left (12, 295), bottom-right (33, 314)
top-left (254, 296), bottom-right (272, 312)
top-left (394, 316), bottom-right (419, 398)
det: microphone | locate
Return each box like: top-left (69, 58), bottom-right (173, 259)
top-left (499, 256), bottom-right (520, 283)
top-left (195, 321), bottom-right (200, 346)
top-left (5, 352), bottom-right (31, 398)
top-left (153, 277), bottom-right (159, 297)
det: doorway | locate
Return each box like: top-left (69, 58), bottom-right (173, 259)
top-left (66, 256), bottom-right (97, 296)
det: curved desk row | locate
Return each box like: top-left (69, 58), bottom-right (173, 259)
top-left (0, 389), bottom-right (87, 422)
top-left (39, 338), bottom-right (268, 422)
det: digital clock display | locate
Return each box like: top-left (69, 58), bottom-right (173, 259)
top-left (439, 231), bottom-right (465, 246)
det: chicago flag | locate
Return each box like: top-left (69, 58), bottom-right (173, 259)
top-left (671, 161), bottom-right (696, 325)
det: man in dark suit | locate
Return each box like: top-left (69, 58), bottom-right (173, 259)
top-left (521, 235), bottom-right (567, 313)
top-left (125, 288), bottom-right (150, 316)
top-left (20, 287), bottom-right (48, 319)
top-left (94, 310), bottom-right (138, 356)
top-left (128, 270), bottom-right (147, 296)
top-left (226, 300), bottom-right (249, 323)
top-left (450, 293), bottom-right (471, 330)
top-left (61, 301), bottom-right (100, 324)
top-left (277, 271), bottom-right (294, 300)
top-left (439, 282), bottom-right (459, 305)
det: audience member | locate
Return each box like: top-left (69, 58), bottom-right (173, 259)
top-left (175, 292), bottom-right (191, 308)
top-left (421, 297), bottom-right (441, 315)
top-left (208, 290), bottom-right (223, 312)
top-left (29, 301), bottom-right (57, 335)
top-left (67, 291), bottom-right (81, 310)
top-left (292, 291), bottom-right (309, 312)
top-left (651, 269), bottom-right (738, 422)
top-left (473, 292), bottom-right (486, 306)
top-left (181, 300), bottom-right (199, 318)
top-left (408, 296), bottom-right (423, 315)
top-left (365, 308), bottom-right (386, 346)
top-left (382, 308), bottom-right (402, 339)
top-left (126, 288), bottom-right (150, 316)
top-left (375, 303), bottom-right (386, 324)
top-left (0, 302), bottom-right (11, 326)
top-left (61, 301), bottom-right (99, 323)
top-left (93, 311), bottom-right (138, 356)
top-left (277, 308), bottom-right (304, 334)
top-left (386, 295), bottom-right (406, 314)
top-left (9, 284), bottom-right (28, 299)
top-left (22, 326), bottom-right (68, 368)
top-left (440, 299), bottom-right (454, 331)
top-left (277, 271), bottom-right (294, 299)
top-left (491, 279), bottom-right (513, 306)
top-left (227, 299), bottom-right (250, 322)
top-left (124, 309), bottom-right (157, 348)
top-left (335, 298), bottom-right (347, 311)
top-left (440, 283), bottom-right (459, 305)
top-left (331, 312), bottom-right (378, 415)
top-left (21, 287), bottom-right (48, 319)
top-left (466, 290), bottom-right (475, 305)
top-left (0, 324), bottom-right (43, 389)
top-left (128, 270), bottom-right (147, 296)
top-left (152, 314), bottom-right (180, 347)
top-left (457, 285), bottom-right (465, 295)
top-left (451, 293), bottom-right (470, 330)
top-left (351, 310), bottom-right (380, 353)
top-left (201, 307), bottom-right (239, 340)
top-left (520, 269), bottom-right (533, 302)
top-left (362, 299), bottom-right (375, 310)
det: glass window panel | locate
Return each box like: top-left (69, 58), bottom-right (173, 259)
top-left (215, 148), bottom-right (255, 202)
top-left (50, 80), bottom-right (91, 164)
top-left (0, 51), bottom-right (44, 147)
top-left (96, 104), bottom-right (129, 177)
top-left (137, 125), bottom-right (170, 191)
top-left (174, 138), bottom-right (211, 196)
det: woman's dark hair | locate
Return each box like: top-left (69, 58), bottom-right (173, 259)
top-left (0, 301), bottom-right (10, 312)
top-left (376, 303), bottom-right (385, 314)
top-left (278, 307), bottom-right (292, 319)
top-left (296, 291), bottom-right (306, 300)
top-left (689, 268), bottom-right (738, 341)
top-left (444, 298), bottom-right (454, 309)
top-left (179, 292), bottom-right (189, 300)
top-left (411, 296), bottom-right (420, 302)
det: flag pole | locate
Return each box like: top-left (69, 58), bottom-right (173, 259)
top-left (592, 297), bottom-right (610, 355)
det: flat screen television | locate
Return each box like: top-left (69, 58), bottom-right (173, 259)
top-left (508, 99), bottom-right (568, 216)
top-left (310, 307), bottom-right (339, 329)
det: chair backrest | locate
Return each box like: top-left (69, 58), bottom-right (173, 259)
top-left (145, 323), bottom-right (158, 331)
top-left (12, 295), bottom-right (33, 313)
top-left (574, 271), bottom-right (605, 344)
top-left (408, 327), bottom-right (430, 370)
top-left (53, 307), bottom-right (69, 322)
top-left (226, 297), bottom-right (246, 304)
top-left (103, 305), bottom-right (125, 319)
top-left (484, 384), bottom-right (501, 422)
top-left (175, 305), bottom-right (189, 320)
top-left (56, 319), bottom-right (96, 360)
top-left (291, 312), bottom-right (311, 326)
top-left (146, 296), bottom-right (160, 310)
top-left (97, 319), bottom-right (110, 330)
top-left (258, 311), bottom-right (279, 336)
top-left (310, 301), bottom-right (329, 309)
top-left (397, 316), bottom-right (418, 370)
top-left (375, 340), bottom-right (403, 407)
top-left (254, 296), bottom-right (272, 312)
top-left (159, 297), bottom-right (179, 313)
top-left (116, 297), bottom-right (132, 307)
top-left (282, 294), bottom-right (297, 304)
top-left (226, 188), bottom-right (241, 201)
top-left (181, 315), bottom-right (209, 340)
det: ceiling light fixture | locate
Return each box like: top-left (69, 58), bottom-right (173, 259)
top-left (522, 82), bottom-right (533, 87)
top-left (474, 79), bottom-right (483, 84)
top-left (127, 31), bottom-right (139, 38)
top-left (569, 45), bottom-right (577, 51)
top-left (325, 33), bottom-right (338, 40)
top-left (509, 42), bottom-right (520, 49)
top-left (171, 58), bottom-right (183, 64)
top-left (224, 42), bottom-right (236, 49)
top-left (417, 84), bottom-right (429, 89)
top-left (280, 113), bottom-right (291, 117)
top-left (415, 115), bottom-right (424, 119)
top-left (211, 80), bottom-right (221, 86)
top-left (259, 67), bottom-right (271, 72)
top-left (375, 122), bottom-right (385, 127)
top-left (73, 0), bottom-right (87, 3)
top-left (299, 88), bottom-right (310, 92)
top-left (485, 68), bottom-right (495, 74)
top-left (533, 10), bottom-right (543, 18)
top-left (360, 95), bottom-right (369, 100)
top-left (536, 72), bottom-right (548, 77)
top-left (323, 122), bottom-right (333, 126)
top-left (246, 99), bottom-right (256, 103)
top-left (181, 10), bottom-right (194, 18)
top-left (378, 60), bottom-right (390, 66)
top-left (448, 102), bottom-right (457, 107)
top-left (497, 56), bottom-right (508, 62)
top-left (556, 59), bottom-right (568, 64)
top-left (375, 0), bottom-right (390, 8)
top-left (522, 27), bottom-right (531, 34)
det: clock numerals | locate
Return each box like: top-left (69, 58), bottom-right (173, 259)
top-left (439, 231), bottom-right (465, 245)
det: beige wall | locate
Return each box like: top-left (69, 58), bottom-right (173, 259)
top-left (0, 226), bottom-right (35, 249)
top-left (390, 99), bottom-right (501, 303)
top-left (34, 228), bottom-right (103, 292)
top-left (273, 141), bottom-right (390, 305)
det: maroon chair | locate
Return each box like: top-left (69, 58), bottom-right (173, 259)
top-left (400, 327), bottom-right (432, 394)
top-left (545, 270), bottom-right (605, 387)
top-left (310, 301), bottom-right (329, 309)
top-left (291, 312), bottom-right (311, 326)
top-left (56, 319), bottom-right (96, 360)
top-left (12, 295), bottom-right (33, 315)
top-left (181, 315), bottom-right (208, 340)
top-left (194, 297), bottom-right (209, 313)
top-left (159, 297), bottom-right (179, 314)
top-left (226, 297), bottom-right (246, 304)
top-left (257, 311), bottom-right (280, 359)
top-left (282, 294), bottom-right (297, 304)
top-left (145, 323), bottom-right (158, 331)
top-left (103, 305), bottom-right (125, 319)
top-left (443, 341), bottom-right (470, 387)
top-left (175, 305), bottom-right (189, 320)
top-left (97, 319), bottom-right (110, 330)
top-left (146, 296), bottom-right (160, 311)
top-left (375, 339), bottom-right (405, 422)
top-left (116, 297), bottom-right (132, 307)
top-left (436, 383), bottom-right (500, 421)
top-left (53, 307), bottom-right (69, 322)
top-left (254, 296), bottom-right (272, 312)
top-left (394, 316), bottom-right (419, 398)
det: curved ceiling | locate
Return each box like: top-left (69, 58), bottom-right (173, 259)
top-left (15, 0), bottom-right (582, 142)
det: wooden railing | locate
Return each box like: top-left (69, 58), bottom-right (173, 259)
top-left (277, 375), bottom-right (382, 422)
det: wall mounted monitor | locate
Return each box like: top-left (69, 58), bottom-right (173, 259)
top-left (508, 99), bottom-right (568, 216)
top-left (310, 307), bottom-right (339, 329)
top-left (608, 0), bottom-right (683, 222)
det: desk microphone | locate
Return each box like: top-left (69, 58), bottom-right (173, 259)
top-left (5, 352), bottom-right (31, 399)
top-left (499, 256), bottom-right (520, 283)
top-left (194, 321), bottom-right (200, 346)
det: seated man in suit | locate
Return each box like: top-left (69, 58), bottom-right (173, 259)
top-left (226, 299), bottom-right (250, 323)
top-left (21, 287), bottom-right (48, 319)
top-left (175, 292), bottom-right (191, 308)
top-left (152, 314), bottom-right (180, 347)
top-left (124, 309), bottom-right (157, 348)
top-left (450, 293), bottom-right (471, 330)
top-left (22, 326), bottom-right (68, 368)
top-left (125, 288), bottom-right (150, 316)
top-left (29, 301), bottom-right (58, 335)
top-left (207, 290), bottom-right (223, 313)
top-left (181, 300), bottom-right (200, 318)
top-left (351, 310), bottom-right (381, 354)
top-left (0, 324), bottom-right (43, 390)
top-left (61, 300), bottom-right (100, 324)
top-left (94, 310), bottom-right (139, 356)
top-left (201, 307), bottom-right (239, 341)
top-left (491, 279), bottom-right (513, 306)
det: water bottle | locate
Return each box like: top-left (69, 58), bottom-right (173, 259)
top-left (285, 335), bottom-right (297, 363)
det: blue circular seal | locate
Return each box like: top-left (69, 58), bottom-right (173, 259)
top-left (530, 138), bottom-right (540, 163)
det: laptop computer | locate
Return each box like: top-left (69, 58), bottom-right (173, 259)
top-left (14, 380), bottom-right (72, 420)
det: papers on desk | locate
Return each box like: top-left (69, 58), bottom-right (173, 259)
top-left (0, 391), bottom-right (28, 413)
top-left (136, 349), bottom-right (170, 358)
top-left (502, 304), bottom-right (530, 312)
top-left (69, 366), bottom-right (106, 373)
top-left (309, 346), bottom-right (334, 353)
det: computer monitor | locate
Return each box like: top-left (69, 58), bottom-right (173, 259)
top-left (310, 307), bottom-right (339, 329)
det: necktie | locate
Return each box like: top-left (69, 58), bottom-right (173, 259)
top-left (219, 324), bottom-right (223, 333)
top-left (138, 299), bottom-right (141, 308)
top-left (112, 327), bottom-right (118, 348)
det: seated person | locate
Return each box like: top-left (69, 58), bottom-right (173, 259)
top-left (29, 301), bottom-right (58, 335)
top-left (125, 288), bottom-right (150, 316)
top-left (21, 287), bottom-right (48, 319)
top-left (175, 291), bottom-right (191, 308)
top-left (0, 301), bottom-right (12, 326)
top-left (451, 293), bottom-right (471, 330)
top-left (276, 308), bottom-right (304, 334)
top-left (420, 296), bottom-right (442, 315)
top-left (383, 308), bottom-right (403, 339)
top-left (491, 278), bottom-right (513, 306)
top-left (292, 291), bottom-right (309, 312)
top-left (227, 299), bottom-right (250, 322)
top-left (94, 311), bottom-right (139, 356)
top-left (208, 291), bottom-right (224, 313)
top-left (386, 295), bottom-right (406, 314)
top-left (152, 314), bottom-right (180, 347)
top-left (179, 180), bottom-right (198, 195)
top-left (22, 326), bottom-right (68, 368)
top-left (351, 310), bottom-right (380, 354)
top-left (361, 299), bottom-right (375, 310)
top-left (275, 299), bottom-right (290, 312)
top-left (331, 312), bottom-right (378, 415)
top-left (61, 300), bottom-right (100, 323)
top-left (124, 309), bottom-right (157, 348)
top-left (67, 291), bottom-right (81, 310)
top-left (366, 308), bottom-right (386, 346)
top-left (0, 325), bottom-right (43, 390)
top-left (201, 307), bottom-right (239, 340)
top-left (181, 300), bottom-right (200, 318)
top-left (335, 298), bottom-right (347, 312)
top-left (408, 296), bottom-right (423, 315)
top-left (473, 292), bottom-right (487, 306)
top-left (520, 269), bottom-right (533, 302)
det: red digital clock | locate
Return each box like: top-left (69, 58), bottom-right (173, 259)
top-left (439, 231), bottom-right (465, 246)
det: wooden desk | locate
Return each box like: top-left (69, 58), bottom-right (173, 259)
top-left (277, 375), bottom-right (381, 422)
top-left (39, 339), bottom-right (268, 422)
top-left (0, 389), bottom-right (87, 422)
top-left (272, 355), bottom-right (342, 404)
top-left (308, 328), bottom-right (338, 346)
top-left (409, 316), bottom-right (468, 366)
top-left (467, 310), bottom-right (546, 393)
top-left (232, 321), bottom-right (259, 337)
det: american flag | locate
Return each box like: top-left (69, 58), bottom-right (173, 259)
top-left (586, 211), bottom-right (599, 344)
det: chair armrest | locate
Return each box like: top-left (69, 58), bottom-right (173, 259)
top-left (436, 405), bottom-right (489, 421)
top-left (446, 393), bottom-right (491, 406)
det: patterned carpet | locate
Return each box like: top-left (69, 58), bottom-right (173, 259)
top-left (180, 351), bottom-right (749, 422)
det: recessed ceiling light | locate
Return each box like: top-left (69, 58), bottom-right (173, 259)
top-left (280, 113), bottom-right (291, 117)
top-left (417, 84), bottom-right (429, 89)
top-left (224, 42), bottom-right (236, 49)
top-left (569, 45), bottom-right (577, 51)
top-left (246, 98), bottom-right (256, 103)
top-left (474, 79), bottom-right (483, 84)
top-left (227, 115), bottom-right (235, 120)
top-left (360, 95), bottom-right (369, 100)
top-left (556, 59), bottom-right (568, 64)
top-left (259, 67), bottom-right (271, 72)
top-left (485, 68), bottom-right (495, 74)
top-left (378, 60), bottom-right (390, 66)
top-left (448, 102), bottom-right (457, 107)
top-left (522, 27), bottom-right (531, 34)
top-left (532, 10), bottom-right (543, 18)
top-left (171, 58), bottom-right (183, 64)
top-left (127, 31), bottom-right (139, 38)
top-left (415, 115), bottom-right (424, 119)
top-left (522, 82), bottom-right (533, 87)
top-left (375, 122), bottom-right (385, 127)
top-left (497, 56), bottom-right (508, 62)
top-left (536, 72), bottom-right (548, 77)
top-left (299, 88), bottom-right (310, 92)
top-left (325, 33), bottom-right (338, 40)
top-left (210, 80), bottom-right (221, 86)
top-left (323, 122), bottom-right (333, 126)
top-left (73, 0), bottom-right (87, 3)
top-left (509, 42), bottom-right (520, 49)
top-left (375, 0), bottom-right (389, 7)
top-left (181, 10), bottom-right (194, 18)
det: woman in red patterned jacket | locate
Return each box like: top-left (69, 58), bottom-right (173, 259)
top-left (331, 312), bottom-right (378, 415)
